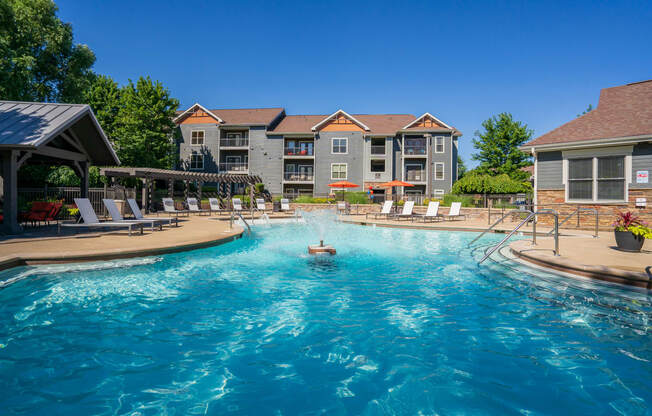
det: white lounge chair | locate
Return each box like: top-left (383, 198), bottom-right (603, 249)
top-left (162, 198), bottom-right (189, 217)
top-left (366, 200), bottom-right (393, 219)
top-left (59, 198), bottom-right (143, 236)
top-left (187, 197), bottom-right (210, 216)
top-left (255, 198), bottom-right (269, 212)
top-left (103, 199), bottom-right (162, 231)
top-left (208, 198), bottom-right (229, 215)
top-left (392, 201), bottom-right (414, 221)
top-left (413, 201), bottom-right (442, 222)
top-left (337, 202), bottom-right (350, 215)
top-left (232, 198), bottom-right (243, 212)
top-left (127, 199), bottom-right (176, 227)
top-left (280, 198), bottom-right (294, 214)
top-left (443, 202), bottom-right (466, 221)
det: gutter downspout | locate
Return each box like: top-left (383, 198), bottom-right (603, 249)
top-left (532, 148), bottom-right (537, 209)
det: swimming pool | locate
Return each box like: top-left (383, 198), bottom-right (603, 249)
top-left (0, 222), bottom-right (650, 414)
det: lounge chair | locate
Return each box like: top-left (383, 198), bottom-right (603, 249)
top-left (337, 202), bottom-right (350, 215)
top-left (392, 201), bottom-right (415, 221)
top-left (59, 198), bottom-right (143, 236)
top-left (208, 198), bottom-right (229, 215)
top-left (187, 197), bottom-right (211, 216)
top-left (127, 199), bottom-right (177, 227)
top-left (255, 198), bottom-right (269, 212)
top-left (103, 199), bottom-right (162, 231)
top-left (162, 198), bottom-right (190, 217)
top-left (443, 202), bottom-right (466, 221)
top-left (280, 198), bottom-right (294, 214)
top-left (232, 198), bottom-right (244, 212)
top-left (366, 200), bottom-right (393, 219)
top-left (413, 201), bottom-right (442, 222)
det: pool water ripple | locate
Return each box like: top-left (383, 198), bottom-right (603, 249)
top-left (0, 223), bottom-right (651, 414)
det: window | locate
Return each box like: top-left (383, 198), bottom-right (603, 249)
top-left (435, 136), bottom-right (444, 153)
top-left (332, 138), bottom-right (348, 154)
top-left (371, 138), bottom-right (385, 155)
top-left (567, 155), bottom-right (626, 201)
top-left (331, 163), bottom-right (347, 179)
top-left (191, 130), bottom-right (204, 146)
top-left (190, 153), bottom-right (203, 170)
top-left (370, 160), bottom-right (385, 172)
top-left (434, 163), bottom-right (445, 180)
top-left (433, 189), bottom-right (445, 195)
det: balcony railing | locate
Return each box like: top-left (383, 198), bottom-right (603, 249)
top-left (284, 147), bottom-right (314, 156)
top-left (220, 138), bottom-right (249, 147)
top-left (404, 146), bottom-right (427, 155)
top-left (370, 145), bottom-right (386, 155)
top-left (219, 162), bottom-right (248, 172)
top-left (284, 172), bottom-right (314, 182)
top-left (405, 171), bottom-right (425, 182)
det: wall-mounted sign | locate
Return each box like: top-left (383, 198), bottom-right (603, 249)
top-left (636, 198), bottom-right (647, 208)
top-left (636, 170), bottom-right (649, 183)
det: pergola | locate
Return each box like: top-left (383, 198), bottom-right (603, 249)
top-left (0, 101), bottom-right (120, 234)
top-left (99, 167), bottom-right (262, 213)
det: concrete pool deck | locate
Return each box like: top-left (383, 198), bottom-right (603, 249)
top-left (0, 215), bottom-right (246, 270)
top-left (340, 214), bottom-right (652, 288)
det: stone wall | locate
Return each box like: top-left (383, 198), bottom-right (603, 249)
top-left (537, 189), bottom-right (652, 229)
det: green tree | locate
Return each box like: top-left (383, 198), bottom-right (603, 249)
top-left (0, 0), bottom-right (96, 102)
top-left (457, 155), bottom-right (467, 179)
top-left (576, 104), bottom-right (593, 117)
top-left (472, 113), bottom-right (533, 181)
top-left (84, 74), bottom-right (121, 143)
top-left (114, 76), bottom-right (179, 168)
top-left (451, 172), bottom-right (532, 194)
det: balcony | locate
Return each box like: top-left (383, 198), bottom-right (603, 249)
top-left (403, 145), bottom-right (427, 156)
top-left (219, 162), bottom-right (248, 173)
top-left (219, 138), bottom-right (249, 148)
top-left (284, 147), bottom-right (314, 157)
top-left (283, 172), bottom-right (314, 182)
top-left (370, 145), bottom-right (386, 155)
top-left (405, 171), bottom-right (425, 182)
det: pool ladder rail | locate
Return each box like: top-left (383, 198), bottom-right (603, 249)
top-left (230, 211), bottom-right (252, 235)
top-left (469, 209), bottom-right (561, 264)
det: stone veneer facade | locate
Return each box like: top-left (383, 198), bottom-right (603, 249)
top-left (536, 189), bottom-right (652, 229)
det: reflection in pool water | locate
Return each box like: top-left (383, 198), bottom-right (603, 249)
top-left (0, 223), bottom-right (650, 414)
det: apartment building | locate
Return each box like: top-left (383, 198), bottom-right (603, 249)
top-left (174, 104), bottom-right (461, 198)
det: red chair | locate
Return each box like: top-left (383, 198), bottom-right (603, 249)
top-left (44, 203), bottom-right (62, 225)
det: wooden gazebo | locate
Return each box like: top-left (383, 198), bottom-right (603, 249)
top-left (0, 101), bottom-right (120, 234)
top-left (99, 167), bottom-right (262, 213)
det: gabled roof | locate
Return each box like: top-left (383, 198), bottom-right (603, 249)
top-left (0, 100), bottom-right (119, 165)
top-left (311, 109), bottom-right (371, 132)
top-left (522, 80), bottom-right (652, 149)
top-left (270, 114), bottom-right (417, 135)
top-left (173, 103), bottom-right (224, 123)
top-left (403, 112), bottom-right (452, 130)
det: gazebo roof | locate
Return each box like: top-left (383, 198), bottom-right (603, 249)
top-left (0, 101), bottom-right (119, 165)
top-left (99, 167), bottom-right (262, 184)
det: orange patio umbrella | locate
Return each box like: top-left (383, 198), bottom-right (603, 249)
top-left (378, 180), bottom-right (414, 202)
top-left (328, 181), bottom-right (359, 201)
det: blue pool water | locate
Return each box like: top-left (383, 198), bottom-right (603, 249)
top-left (0, 222), bottom-right (651, 415)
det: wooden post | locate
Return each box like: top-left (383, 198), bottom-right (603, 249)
top-left (198, 180), bottom-right (203, 205)
top-left (141, 178), bottom-right (147, 214)
top-left (80, 161), bottom-right (89, 198)
top-left (184, 180), bottom-right (189, 201)
top-left (168, 179), bottom-right (174, 198)
top-left (1, 150), bottom-right (22, 234)
top-left (148, 179), bottom-right (153, 214)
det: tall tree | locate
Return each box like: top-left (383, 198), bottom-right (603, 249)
top-left (114, 76), bottom-right (179, 168)
top-left (457, 155), bottom-right (467, 179)
top-left (0, 0), bottom-right (96, 102)
top-left (472, 113), bottom-right (533, 181)
top-left (84, 74), bottom-right (121, 143)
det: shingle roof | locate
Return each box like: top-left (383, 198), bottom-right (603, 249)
top-left (523, 80), bottom-right (652, 148)
top-left (175, 106), bottom-right (285, 126)
top-left (0, 100), bottom-right (119, 165)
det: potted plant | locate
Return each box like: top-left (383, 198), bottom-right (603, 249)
top-left (613, 211), bottom-right (652, 252)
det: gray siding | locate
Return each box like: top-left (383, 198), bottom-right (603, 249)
top-left (314, 131), bottom-right (364, 195)
top-left (363, 136), bottom-right (393, 183)
top-left (177, 124), bottom-right (219, 172)
top-left (632, 142), bottom-right (652, 189)
top-left (430, 133), bottom-right (453, 193)
top-left (250, 128), bottom-right (283, 194)
top-left (537, 151), bottom-right (563, 190)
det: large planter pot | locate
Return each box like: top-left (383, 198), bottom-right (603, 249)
top-left (614, 230), bottom-right (645, 252)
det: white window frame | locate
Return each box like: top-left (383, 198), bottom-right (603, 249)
top-left (190, 153), bottom-right (204, 170)
top-left (433, 189), bottom-right (445, 195)
top-left (331, 137), bottom-right (348, 154)
top-left (434, 136), bottom-right (445, 153)
top-left (331, 163), bottom-right (347, 179)
top-left (434, 162), bottom-right (445, 180)
top-left (405, 163), bottom-right (425, 182)
top-left (370, 159), bottom-right (386, 173)
top-left (191, 130), bottom-right (205, 146)
top-left (562, 146), bottom-right (632, 203)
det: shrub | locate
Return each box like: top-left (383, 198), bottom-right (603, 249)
top-left (451, 172), bottom-right (532, 194)
top-left (613, 211), bottom-right (652, 238)
top-left (442, 194), bottom-right (474, 207)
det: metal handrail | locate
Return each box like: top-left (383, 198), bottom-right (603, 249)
top-left (478, 209), bottom-right (559, 264)
top-left (468, 209), bottom-right (533, 247)
top-left (546, 207), bottom-right (598, 238)
top-left (230, 211), bottom-right (251, 235)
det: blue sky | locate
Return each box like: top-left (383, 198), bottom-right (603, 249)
top-left (57, 0), bottom-right (651, 167)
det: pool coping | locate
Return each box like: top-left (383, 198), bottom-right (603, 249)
top-left (0, 229), bottom-right (244, 272)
